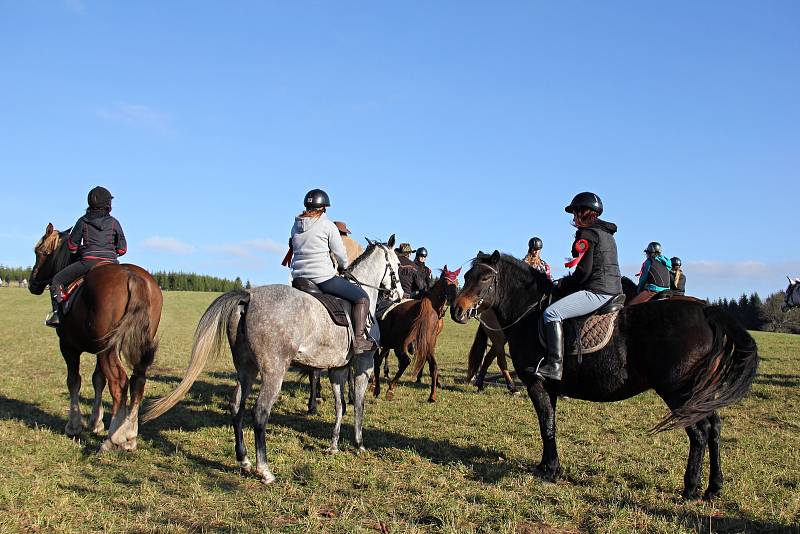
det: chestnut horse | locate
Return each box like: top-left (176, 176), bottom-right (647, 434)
top-left (373, 266), bottom-right (459, 402)
top-left (452, 251), bottom-right (758, 500)
top-left (28, 223), bottom-right (162, 452)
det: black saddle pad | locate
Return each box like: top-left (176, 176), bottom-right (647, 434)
top-left (61, 280), bottom-right (86, 317)
top-left (292, 278), bottom-right (350, 327)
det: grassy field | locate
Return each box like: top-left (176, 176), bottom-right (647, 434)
top-left (0, 288), bottom-right (797, 533)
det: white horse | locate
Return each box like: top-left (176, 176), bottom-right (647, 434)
top-left (783, 277), bottom-right (800, 312)
top-left (142, 235), bottom-right (401, 484)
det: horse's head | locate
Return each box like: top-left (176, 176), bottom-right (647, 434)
top-left (451, 250), bottom-right (501, 323)
top-left (29, 223), bottom-right (63, 295)
top-left (440, 265), bottom-right (461, 308)
top-left (782, 276), bottom-right (800, 312)
top-left (359, 233), bottom-right (402, 302)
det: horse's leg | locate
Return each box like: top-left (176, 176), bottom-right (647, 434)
top-left (528, 383), bottom-right (561, 481)
top-left (352, 353), bottom-right (374, 453)
top-left (682, 418), bottom-right (711, 500)
top-left (88, 359), bottom-right (106, 434)
top-left (496, 350), bottom-right (518, 395)
top-left (327, 367), bottom-right (349, 453)
top-left (99, 349), bottom-right (131, 452)
top-left (307, 370), bottom-right (318, 415)
top-left (428, 355), bottom-right (439, 403)
top-left (61, 342), bottom-right (84, 437)
top-left (476, 349), bottom-right (495, 392)
top-left (231, 360), bottom-right (256, 473)
top-left (386, 349), bottom-right (411, 401)
top-left (252, 368), bottom-right (286, 484)
top-left (383, 352), bottom-right (390, 380)
top-left (704, 413), bottom-right (724, 501)
top-left (372, 347), bottom-right (389, 398)
top-left (415, 365), bottom-right (423, 383)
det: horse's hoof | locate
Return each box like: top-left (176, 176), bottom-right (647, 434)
top-left (260, 473), bottom-right (276, 485)
top-left (682, 489), bottom-right (702, 501)
top-left (385, 390), bottom-right (394, 401)
top-left (97, 439), bottom-right (115, 454)
top-left (356, 446), bottom-right (367, 455)
top-left (65, 421), bottom-right (85, 438)
top-left (325, 447), bottom-right (340, 455)
top-left (240, 460), bottom-right (253, 474)
top-left (532, 464), bottom-right (560, 483)
top-left (427, 397), bottom-right (436, 403)
top-left (89, 420), bottom-right (106, 434)
top-left (119, 439), bottom-right (137, 452)
top-left (702, 487), bottom-right (721, 501)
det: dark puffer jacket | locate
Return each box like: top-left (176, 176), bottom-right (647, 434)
top-left (67, 211), bottom-right (127, 261)
top-left (559, 219), bottom-right (622, 296)
top-left (398, 256), bottom-right (426, 298)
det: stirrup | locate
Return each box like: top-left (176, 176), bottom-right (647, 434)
top-left (45, 311), bottom-right (60, 328)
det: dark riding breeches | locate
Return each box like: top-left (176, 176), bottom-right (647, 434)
top-left (51, 259), bottom-right (104, 299)
top-left (317, 275), bottom-right (369, 305)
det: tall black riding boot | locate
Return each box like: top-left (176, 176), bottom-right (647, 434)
top-left (536, 321), bottom-right (564, 381)
top-left (45, 286), bottom-right (62, 328)
top-left (352, 300), bottom-right (376, 354)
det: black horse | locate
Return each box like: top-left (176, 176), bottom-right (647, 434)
top-left (451, 251), bottom-right (759, 501)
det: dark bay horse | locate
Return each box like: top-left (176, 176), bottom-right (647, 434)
top-left (28, 223), bottom-right (162, 451)
top-left (468, 276), bottom-right (638, 394)
top-left (451, 251), bottom-right (758, 500)
top-left (373, 266), bottom-right (460, 402)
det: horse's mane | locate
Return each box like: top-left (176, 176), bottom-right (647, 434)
top-left (35, 229), bottom-right (75, 279)
top-left (474, 252), bottom-right (550, 289)
top-left (345, 243), bottom-right (378, 273)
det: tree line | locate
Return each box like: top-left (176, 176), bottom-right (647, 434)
top-left (0, 265), bottom-right (252, 293)
top-left (711, 291), bottom-right (800, 334)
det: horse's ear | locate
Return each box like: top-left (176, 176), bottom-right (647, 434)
top-left (365, 237), bottom-right (375, 246)
top-left (46, 223), bottom-right (53, 234)
top-left (490, 250), bottom-right (501, 263)
top-left (387, 234), bottom-right (396, 248)
top-left (454, 267), bottom-right (461, 276)
top-left (442, 264), bottom-right (448, 272)
top-left (477, 250), bottom-right (484, 256)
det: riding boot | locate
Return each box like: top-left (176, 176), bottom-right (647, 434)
top-left (536, 321), bottom-right (564, 381)
top-left (351, 301), bottom-right (376, 354)
top-left (45, 286), bottom-right (63, 328)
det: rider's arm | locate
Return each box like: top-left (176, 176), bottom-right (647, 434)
top-left (327, 222), bottom-right (349, 270)
top-left (559, 232), bottom-right (597, 292)
top-left (113, 218), bottom-right (127, 256)
top-left (67, 218), bottom-right (84, 253)
top-left (637, 260), bottom-right (651, 292)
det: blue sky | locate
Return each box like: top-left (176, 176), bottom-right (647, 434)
top-left (1, 1), bottom-right (797, 300)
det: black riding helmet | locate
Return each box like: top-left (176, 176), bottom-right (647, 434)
top-left (671, 257), bottom-right (682, 268)
top-left (645, 242), bottom-right (662, 254)
top-left (304, 189), bottom-right (331, 209)
top-left (88, 186), bottom-right (113, 209)
top-left (415, 247), bottom-right (428, 258)
top-left (565, 192), bottom-right (603, 216)
top-left (528, 237), bottom-right (543, 251)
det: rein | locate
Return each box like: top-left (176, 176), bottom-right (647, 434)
top-left (344, 245), bottom-right (400, 298)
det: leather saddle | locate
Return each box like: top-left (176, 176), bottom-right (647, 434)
top-left (60, 278), bottom-right (86, 316)
top-left (539, 293), bottom-right (626, 357)
top-left (291, 278), bottom-right (350, 327)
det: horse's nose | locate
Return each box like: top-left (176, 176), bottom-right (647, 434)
top-left (451, 305), bottom-right (465, 323)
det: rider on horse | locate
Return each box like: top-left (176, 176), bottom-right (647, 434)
top-left (46, 186), bottom-right (127, 327)
top-left (290, 189), bottom-right (375, 354)
top-left (532, 192), bottom-right (622, 381)
top-left (523, 237), bottom-right (552, 280)
top-left (670, 256), bottom-right (686, 296)
top-left (632, 242), bottom-right (672, 303)
top-left (414, 247), bottom-right (433, 290)
top-left (395, 243), bottom-right (426, 299)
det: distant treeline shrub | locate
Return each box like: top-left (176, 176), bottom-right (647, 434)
top-left (711, 291), bottom-right (800, 334)
top-left (0, 265), bottom-right (31, 282)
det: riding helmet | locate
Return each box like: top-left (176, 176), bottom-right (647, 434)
top-left (671, 256), bottom-right (682, 268)
top-left (645, 242), bottom-right (662, 254)
top-left (416, 247), bottom-right (428, 258)
top-left (565, 192), bottom-right (603, 216)
top-left (528, 237), bottom-right (543, 251)
top-left (88, 186), bottom-right (113, 209)
top-left (303, 189), bottom-right (331, 209)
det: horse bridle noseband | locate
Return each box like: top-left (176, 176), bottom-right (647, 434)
top-left (344, 245), bottom-right (400, 298)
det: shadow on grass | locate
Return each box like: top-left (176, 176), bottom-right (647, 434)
top-left (582, 493), bottom-right (797, 534)
top-left (754, 373), bottom-right (800, 388)
top-left (0, 394), bottom-right (65, 432)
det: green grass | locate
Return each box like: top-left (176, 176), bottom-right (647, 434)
top-left (0, 288), bottom-right (797, 533)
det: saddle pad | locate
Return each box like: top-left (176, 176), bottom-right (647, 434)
top-left (61, 278), bottom-right (86, 316)
top-left (311, 294), bottom-right (350, 327)
top-left (563, 311), bottom-right (618, 355)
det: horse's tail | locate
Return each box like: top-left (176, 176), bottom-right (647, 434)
top-left (408, 300), bottom-right (437, 377)
top-left (102, 273), bottom-right (157, 370)
top-left (141, 290), bottom-right (249, 423)
top-left (467, 325), bottom-right (489, 381)
top-left (652, 305), bottom-right (759, 432)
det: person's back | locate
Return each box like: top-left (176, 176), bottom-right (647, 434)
top-left (670, 256), bottom-right (686, 296)
top-left (395, 243), bottom-right (425, 298)
top-left (333, 220), bottom-right (363, 265)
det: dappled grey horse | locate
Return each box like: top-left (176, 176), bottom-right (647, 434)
top-left (782, 277), bottom-right (800, 311)
top-left (142, 235), bottom-right (401, 484)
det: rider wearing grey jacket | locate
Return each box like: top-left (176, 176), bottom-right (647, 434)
top-left (290, 189), bottom-right (374, 354)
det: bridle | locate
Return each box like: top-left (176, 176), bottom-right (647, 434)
top-left (463, 261), bottom-right (552, 332)
top-left (344, 244), bottom-right (401, 299)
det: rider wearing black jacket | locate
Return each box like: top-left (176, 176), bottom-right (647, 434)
top-left (46, 187), bottom-right (127, 327)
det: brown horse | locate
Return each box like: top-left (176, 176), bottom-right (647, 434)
top-left (373, 266), bottom-right (459, 402)
top-left (28, 223), bottom-right (162, 452)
